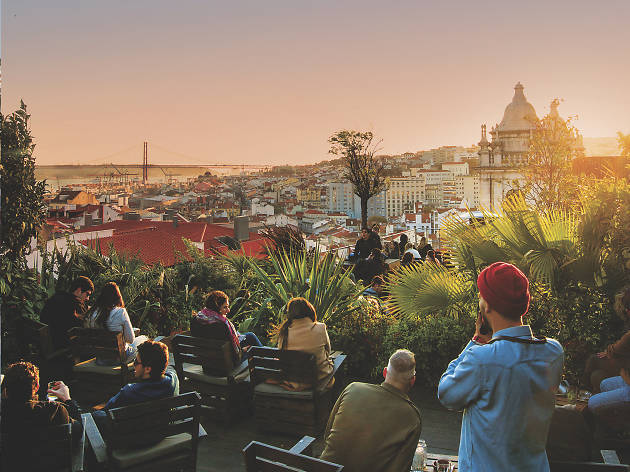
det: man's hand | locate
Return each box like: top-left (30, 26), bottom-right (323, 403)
top-left (474, 312), bottom-right (492, 344)
top-left (48, 381), bottom-right (71, 402)
top-left (597, 351), bottom-right (608, 359)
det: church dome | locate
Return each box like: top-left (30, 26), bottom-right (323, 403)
top-left (498, 82), bottom-right (538, 131)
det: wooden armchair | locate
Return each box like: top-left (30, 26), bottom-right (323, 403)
top-left (172, 333), bottom-right (251, 423)
top-left (15, 316), bottom-right (73, 397)
top-left (1, 421), bottom-right (86, 472)
top-left (243, 435), bottom-right (343, 472)
top-left (248, 346), bottom-right (346, 436)
top-left (84, 392), bottom-right (204, 472)
top-left (68, 327), bottom-right (134, 405)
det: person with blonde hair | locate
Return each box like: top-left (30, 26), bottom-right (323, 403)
top-left (320, 349), bottom-right (422, 472)
top-left (274, 297), bottom-right (334, 391)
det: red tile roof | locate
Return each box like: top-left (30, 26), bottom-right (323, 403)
top-left (75, 220), bottom-right (267, 266)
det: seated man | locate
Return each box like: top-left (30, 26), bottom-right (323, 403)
top-left (1, 362), bottom-right (82, 470)
top-left (92, 340), bottom-right (179, 434)
top-left (40, 276), bottom-right (94, 351)
top-left (320, 349), bottom-right (422, 472)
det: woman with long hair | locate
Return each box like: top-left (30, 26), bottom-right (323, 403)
top-left (273, 297), bottom-right (334, 391)
top-left (85, 282), bottom-right (147, 365)
top-left (192, 290), bottom-right (262, 362)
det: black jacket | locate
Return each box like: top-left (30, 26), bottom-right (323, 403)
top-left (40, 291), bottom-right (85, 350)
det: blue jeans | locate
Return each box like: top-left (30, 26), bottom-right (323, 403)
top-left (588, 376), bottom-right (630, 414)
top-left (239, 332), bottom-right (263, 360)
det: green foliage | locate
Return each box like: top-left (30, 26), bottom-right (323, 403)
top-left (386, 262), bottom-right (474, 319)
top-left (526, 283), bottom-right (624, 385)
top-left (618, 131), bottom-right (630, 158)
top-left (380, 314), bottom-right (475, 387)
top-left (326, 302), bottom-right (397, 381)
top-left (0, 101), bottom-right (47, 262)
top-left (328, 130), bottom-right (387, 228)
top-left (242, 247), bottom-right (367, 339)
top-left (521, 104), bottom-right (582, 213)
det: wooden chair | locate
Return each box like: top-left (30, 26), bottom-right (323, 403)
top-left (15, 316), bottom-right (73, 397)
top-left (248, 346), bottom-right (347, 436)
top-left (172, 333), bottom-right (251, 423)
top-left (68, 327), bottom-right (134, 405)
top-left (84, 392), bottom-right (203, 472)
top-left (243, 435), bottom-right (344, 472)
top-left (2, 421), bottom-right (86, 472)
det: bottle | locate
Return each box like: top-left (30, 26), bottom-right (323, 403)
top-left (411, 439), bottom-right (427, 471)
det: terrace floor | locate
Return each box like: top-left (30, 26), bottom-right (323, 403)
top-left (195, 385), bottom-right (461, 471)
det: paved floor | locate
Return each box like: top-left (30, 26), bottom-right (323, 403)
top-left (196, 384), bottom-right (461, 471)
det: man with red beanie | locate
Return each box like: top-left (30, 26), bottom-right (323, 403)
top-left (438, 262), bottom-right (564, 472)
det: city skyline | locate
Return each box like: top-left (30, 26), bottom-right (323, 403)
top-left (2, 1), bottom-right (629, 166)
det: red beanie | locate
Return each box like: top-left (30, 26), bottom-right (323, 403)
top-left (477, 262), bottom-right (530, 319)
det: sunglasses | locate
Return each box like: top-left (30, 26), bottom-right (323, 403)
top-left (134, 357), bottom-right (142, 366)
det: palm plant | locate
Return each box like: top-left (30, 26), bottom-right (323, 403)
top-left (387, 194), bottom-right (584, 319)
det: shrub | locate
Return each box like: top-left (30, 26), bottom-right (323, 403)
top-left (526, 282), bottom-right (625, 385)
top-left (326, 301), bottom-right (397, 381)
top-left (379, 314), bottom-right (475, 388)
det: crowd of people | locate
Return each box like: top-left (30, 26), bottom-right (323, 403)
top-left (3, 265), bottom-right (630, 471)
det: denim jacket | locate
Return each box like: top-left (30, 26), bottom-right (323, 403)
top-left (438, 325), bottom-right (564, 472)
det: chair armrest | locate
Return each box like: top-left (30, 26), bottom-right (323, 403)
top-left (229, 358), bottom-right (249, 377)
top-left (332, 354), bottom-right (347, 377)
top-left (72, 415), bottom-right (87, 472)
top-left (198, 424), bottom-right (208, 440)
top-left (288, 435), bottom-right (316, 456)
top-left (601, 449), bottom-right (621, 464)
top-left (82, 413), bottom-right (108, 466)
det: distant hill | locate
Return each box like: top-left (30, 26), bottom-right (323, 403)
top-left (583, 137), bottom-right (620, 156)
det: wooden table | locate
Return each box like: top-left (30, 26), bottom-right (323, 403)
top-left (424, 453), bottom-right (459, 471)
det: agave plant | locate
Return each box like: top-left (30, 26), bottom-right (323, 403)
top-left (244, 246), bottom-right (366, 327)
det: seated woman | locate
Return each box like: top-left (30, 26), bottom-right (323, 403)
top-left (404, 242), bottom-right (421, 260)
top-left (583, 287), bottom-right (630, 392)
top-left (85, 282), bottom-right (148, 365)
top-left (273, 297), bottom-right (334, 392)
top-left (191, 290), bottom-right (262, 363)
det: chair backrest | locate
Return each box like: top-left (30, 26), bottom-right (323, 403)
top-left (2, 423), bottom-right (73, 472)
top-left (248, 346), bottom-right (318, 386)
top-left (243, 441), bottom-right (343, 472)
top-left (105, 392), bottom-right (201, 452)
top-left (15, 316), bottom-right (55, 363)
top-left (172, 334), bottom-right (236, 377)
top-left (550, 462), bottom-right (629, 472)
top-left (68, 327), bottom-right (126, 364)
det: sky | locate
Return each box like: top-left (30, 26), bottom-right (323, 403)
top-left (2, 1), bottom-right (629, 166)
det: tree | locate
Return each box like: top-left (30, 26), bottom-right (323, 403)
top-left (617, 131), bottom-right (630, 158)
top-left (1, 101), bottom-right (47, 262)
top-left (520, 100), bottom-right (582, 213)
top-left (328, 130), bottom-right (387, 228)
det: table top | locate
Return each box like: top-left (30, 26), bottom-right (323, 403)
top-left (424, 453), bottom-right (459, 471)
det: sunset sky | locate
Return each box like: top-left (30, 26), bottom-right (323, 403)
top-left (2, 1), bottom-right (629, 166)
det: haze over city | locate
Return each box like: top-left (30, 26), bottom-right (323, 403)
top-left (2, 0), bottom-right (629, 166)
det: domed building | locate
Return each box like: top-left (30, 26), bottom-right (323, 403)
top-left (477, 82), bottom-right (538, 208)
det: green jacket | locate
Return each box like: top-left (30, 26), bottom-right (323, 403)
top-left (320, 381), bottom-right (422, 472)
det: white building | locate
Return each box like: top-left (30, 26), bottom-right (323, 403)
top-left (386, 177), bottom-right (425, 217)
top-left (477, 82), bottom-right (537, 208)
